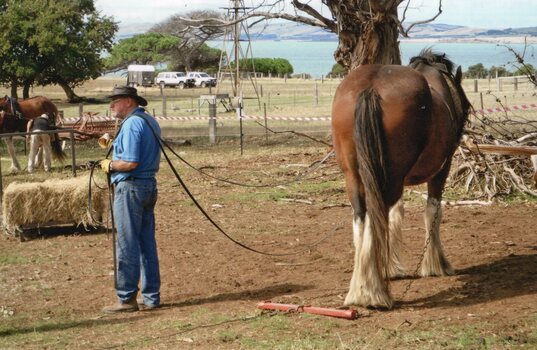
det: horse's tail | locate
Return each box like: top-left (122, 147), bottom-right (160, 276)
top-left (47, 99), bottom-right (62, 125)
top-left (354, 87), bottom-right (390, 280)
top-left (51, 133), bottom-right (66, 162)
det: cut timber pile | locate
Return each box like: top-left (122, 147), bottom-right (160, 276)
top-left (2, 175), bottom-right (108, 234)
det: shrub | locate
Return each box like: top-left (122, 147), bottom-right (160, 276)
top-left (236, 58), bottom-right (293, 75)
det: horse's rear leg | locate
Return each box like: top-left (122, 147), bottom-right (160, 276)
top-left (343, 170), bottom-right (393, 309)
top-left (388, 199), bottom-right (406, 278)
top-left (4, 137), bottom-right (21, 173)
top-left (421, 166), bottom-right (454, 277)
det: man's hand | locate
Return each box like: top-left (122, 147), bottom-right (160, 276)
top-left (98, 133), bottom-right (113, 149)
top-left (100, 159), bottom-right (112, 174)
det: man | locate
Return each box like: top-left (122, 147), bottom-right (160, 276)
top-left (101, 86), bottom-right (162, 313)
top-left (27, 113), bottom-right (52, 173)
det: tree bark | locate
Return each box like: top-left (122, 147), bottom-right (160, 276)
top-left (326, 0), bottom-right (401, 70)
top-left (59, 82), bottom-right (82, 103)
top-left (22, 83), bottom-right (31, 99)
top-left (10, 80), bottom-right (18, 99)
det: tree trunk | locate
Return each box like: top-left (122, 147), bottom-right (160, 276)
top-left (10, 80), bottom-right (18, 99)
top-left (326, 0), bottom-right (401, 70)
top-left (22, 82), bottom-right (31, 99)
top-left (59, 82), bottom-right (82, 103)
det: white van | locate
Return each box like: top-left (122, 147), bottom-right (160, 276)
top-left (186, 72), bottom-right (217, 88)
top-left (127, 65), bottom-right (155, 87)
top-left (154, 72), bottom-right (195, 89)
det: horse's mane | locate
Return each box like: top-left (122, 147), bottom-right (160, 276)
top-left (409, 48), bottom-right (473, 141)
top-left (408, 48), bottom-right (456, 77)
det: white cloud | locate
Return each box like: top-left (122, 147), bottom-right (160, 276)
top-left (95, 0), bottom-right (225, 25)
top-left (403, 0), bottom-right (537, 28)
top-left (95, 0), bottom-right (537, 30)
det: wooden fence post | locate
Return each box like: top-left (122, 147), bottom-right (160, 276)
top-left (162, 95), bottom-right (167, 117)
top-left (208, 99), bottom-right (217, 144)
top-left (264, 102), bottom-right (268, 143)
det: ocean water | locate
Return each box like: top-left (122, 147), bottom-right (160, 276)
top-left (209, 40), bottom-right (537, 78)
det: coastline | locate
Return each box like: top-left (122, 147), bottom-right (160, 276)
top-left (400, 36), bottom-right (537, 44)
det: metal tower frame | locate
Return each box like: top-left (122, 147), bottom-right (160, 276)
top-left (217, 0), bottom-right (260, 103)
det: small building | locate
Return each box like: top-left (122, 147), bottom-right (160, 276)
top-left (127, 65), bottom-right (155, 87)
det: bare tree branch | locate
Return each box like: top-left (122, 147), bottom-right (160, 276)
top-left (291, 0), bottom-right (336, 31)
top-left (398, 0), bottom-right (443, 37)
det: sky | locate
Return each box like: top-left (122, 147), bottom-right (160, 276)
top-left (94, 0), bottom-right (537, 31)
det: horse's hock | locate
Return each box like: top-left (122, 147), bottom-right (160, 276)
top-left (1, 175), bottom-right (108, 234)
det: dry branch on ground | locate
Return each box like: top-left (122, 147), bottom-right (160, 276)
top-left (450, 109), bottom-right (537, 200)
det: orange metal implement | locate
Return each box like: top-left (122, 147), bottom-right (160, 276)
top-left (257, 301), bottom-right (358, 320)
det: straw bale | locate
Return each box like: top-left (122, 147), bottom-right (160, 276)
top-left (2, 175), bottom-right (108, 233)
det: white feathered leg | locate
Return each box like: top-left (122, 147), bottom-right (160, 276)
top-left (345, 214), bottom-right (393, 309)
top-left (40, 134), bottom-right (52, 171)
top-left (27, 134), bottom-right (42, 173)
top-left (5, 137), bottom-right (21, 173)
top-left (421, 197), bottom-right (454, 276)
top-left (388, 199), bottom-right (406, 278)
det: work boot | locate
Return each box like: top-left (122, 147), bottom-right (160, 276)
top-left (137, 298), bottom-right (160, 310)
top-left (102, 294), bottom-right (139, 314)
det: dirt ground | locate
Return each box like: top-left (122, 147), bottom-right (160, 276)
top-left (1, 145), bottom-right (536, 349)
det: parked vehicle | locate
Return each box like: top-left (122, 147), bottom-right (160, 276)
top-left (154, 71), bottom-right (195, 89)
top-left (127, 65), bottom-right (155, 87)
top-left (186, 72), bottom-right (217, 88)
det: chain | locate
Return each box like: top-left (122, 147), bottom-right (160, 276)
top-left (399, 200), bottom-right (440, 301)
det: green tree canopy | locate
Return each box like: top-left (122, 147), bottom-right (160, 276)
top-left (329, 63), bottom-right (347, 76)
top-left (176, 44), bottom-right (221, 73)
top-left (150, 10), bottom-right (225, 72)
top-left (513, 63), bottom-right (535, 77)
top-left (105, 33), bottom-right (181, 71)
top-left (465, 63), bottom-right (488, 78)
top-left (489, 65), bottom-right (509, 77)
top-left (0, 0), bottom-right (117, 101)
top-left (237, 58), bottom-right (294, 75)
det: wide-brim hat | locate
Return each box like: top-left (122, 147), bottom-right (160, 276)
top-left (108, 86), bottom-right (148, 106)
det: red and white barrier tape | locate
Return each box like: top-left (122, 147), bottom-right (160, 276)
top-left (474, 103), bottom-right (537, 115)
top-left (60, 103), bottom-right (537, 123)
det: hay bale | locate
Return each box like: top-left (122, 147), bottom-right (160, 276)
top-left (2, 175), bottom-right (108, 234)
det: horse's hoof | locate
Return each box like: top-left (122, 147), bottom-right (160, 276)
top-left (344, 290), bottom-right (393, 310)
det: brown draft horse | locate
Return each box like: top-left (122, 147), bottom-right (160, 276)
top-left (0, 95), bottom-right (65, 172)
top-left (331, 49), bottom-right (472, 309)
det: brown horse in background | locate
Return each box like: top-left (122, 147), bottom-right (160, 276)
top-left (331, 49), bottom-right (472, 309)
top-left (0, 96), bottom-right (65, 172)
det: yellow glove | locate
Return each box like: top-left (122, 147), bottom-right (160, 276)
top-left (100, 159), bottom-right (112, 174)
top-left (98, 133), bottom-right (113, 149)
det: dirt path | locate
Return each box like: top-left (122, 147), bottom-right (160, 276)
top-left (1, 148), bottom-right (536, 348)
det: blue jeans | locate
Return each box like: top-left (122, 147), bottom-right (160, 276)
top-left (113, 178), bottom-right (160, 307)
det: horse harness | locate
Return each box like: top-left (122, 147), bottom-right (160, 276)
top-left (4, 96), bottom-right (24, 119)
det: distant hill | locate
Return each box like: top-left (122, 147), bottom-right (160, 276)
top-left (248, 21), bottom-right (537, 42)
top-left (115, 20), bottom-right (537, 43)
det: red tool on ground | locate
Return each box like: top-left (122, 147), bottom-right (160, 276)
top-left (257, 301), bottom-right (358, 320)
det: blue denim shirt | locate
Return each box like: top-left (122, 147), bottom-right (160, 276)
top-left (111, 108), bottom-right (161, 184)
